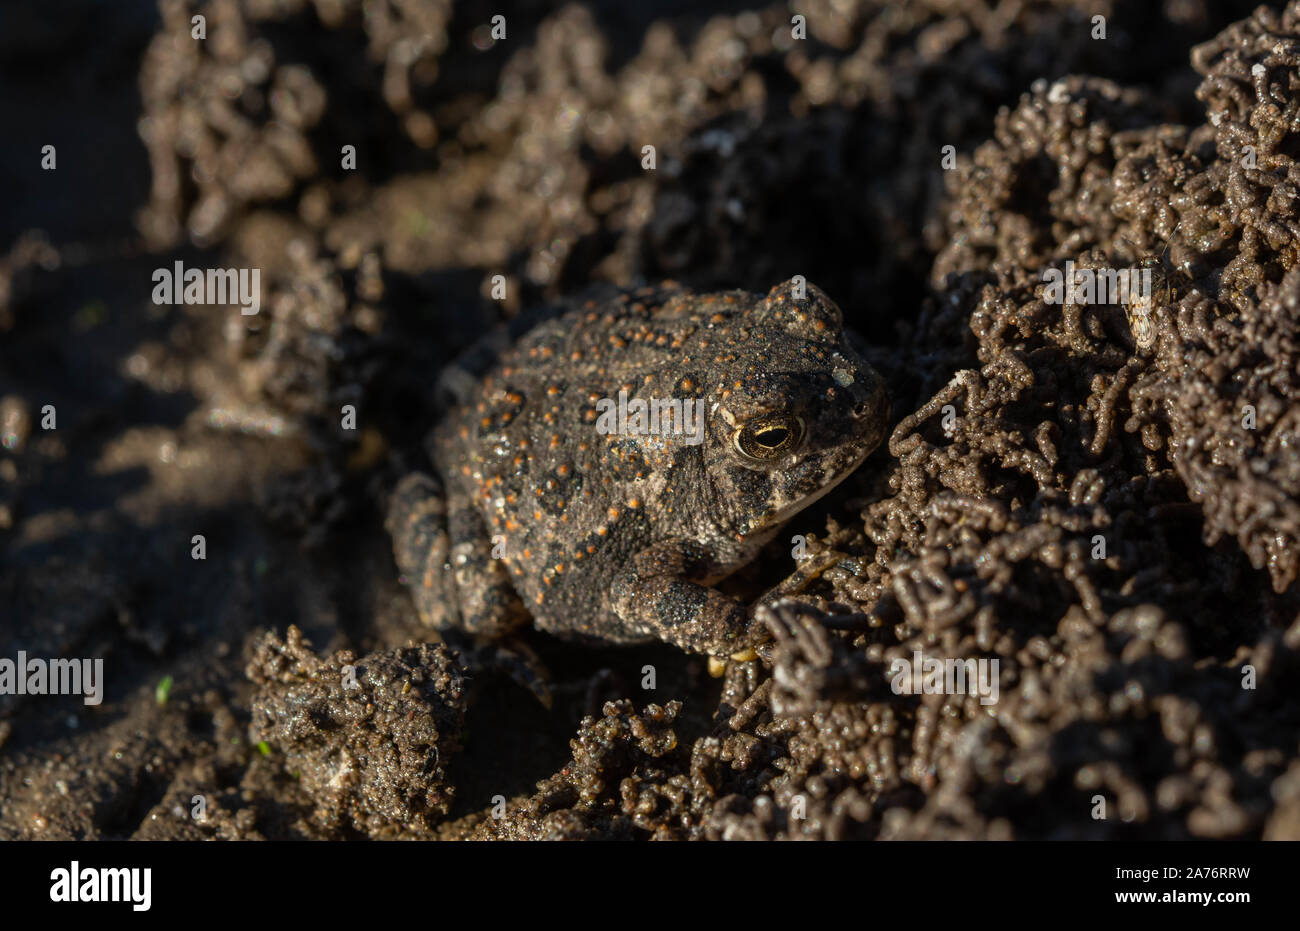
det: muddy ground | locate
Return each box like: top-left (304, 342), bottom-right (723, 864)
top-left (2, 0), bottom-right (1300, 840)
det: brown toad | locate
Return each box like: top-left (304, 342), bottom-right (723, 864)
top-left (387, 278), bottom-right (889, 659)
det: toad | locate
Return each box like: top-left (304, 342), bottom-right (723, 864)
top-left (387, 278), bottom-right (889, 663)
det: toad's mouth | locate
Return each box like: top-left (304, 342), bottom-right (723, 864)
top-left (698, 446), bottom-right (873, 589)
top-left (709, 442), bottom-right (874, 546)
top-left (760, 444), bottom-right (872, 529)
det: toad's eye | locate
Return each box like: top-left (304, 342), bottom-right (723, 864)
top-left (733, 414), bottom-right (804, 462)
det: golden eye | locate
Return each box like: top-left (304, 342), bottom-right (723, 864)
top-left (733, 414), bottom-right (804, 462)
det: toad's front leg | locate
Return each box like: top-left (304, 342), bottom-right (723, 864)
top-left (610, 539), bottom-right (761, 656)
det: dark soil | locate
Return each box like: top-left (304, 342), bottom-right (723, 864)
top-left (3, 0), bottom-right (1300, 840)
